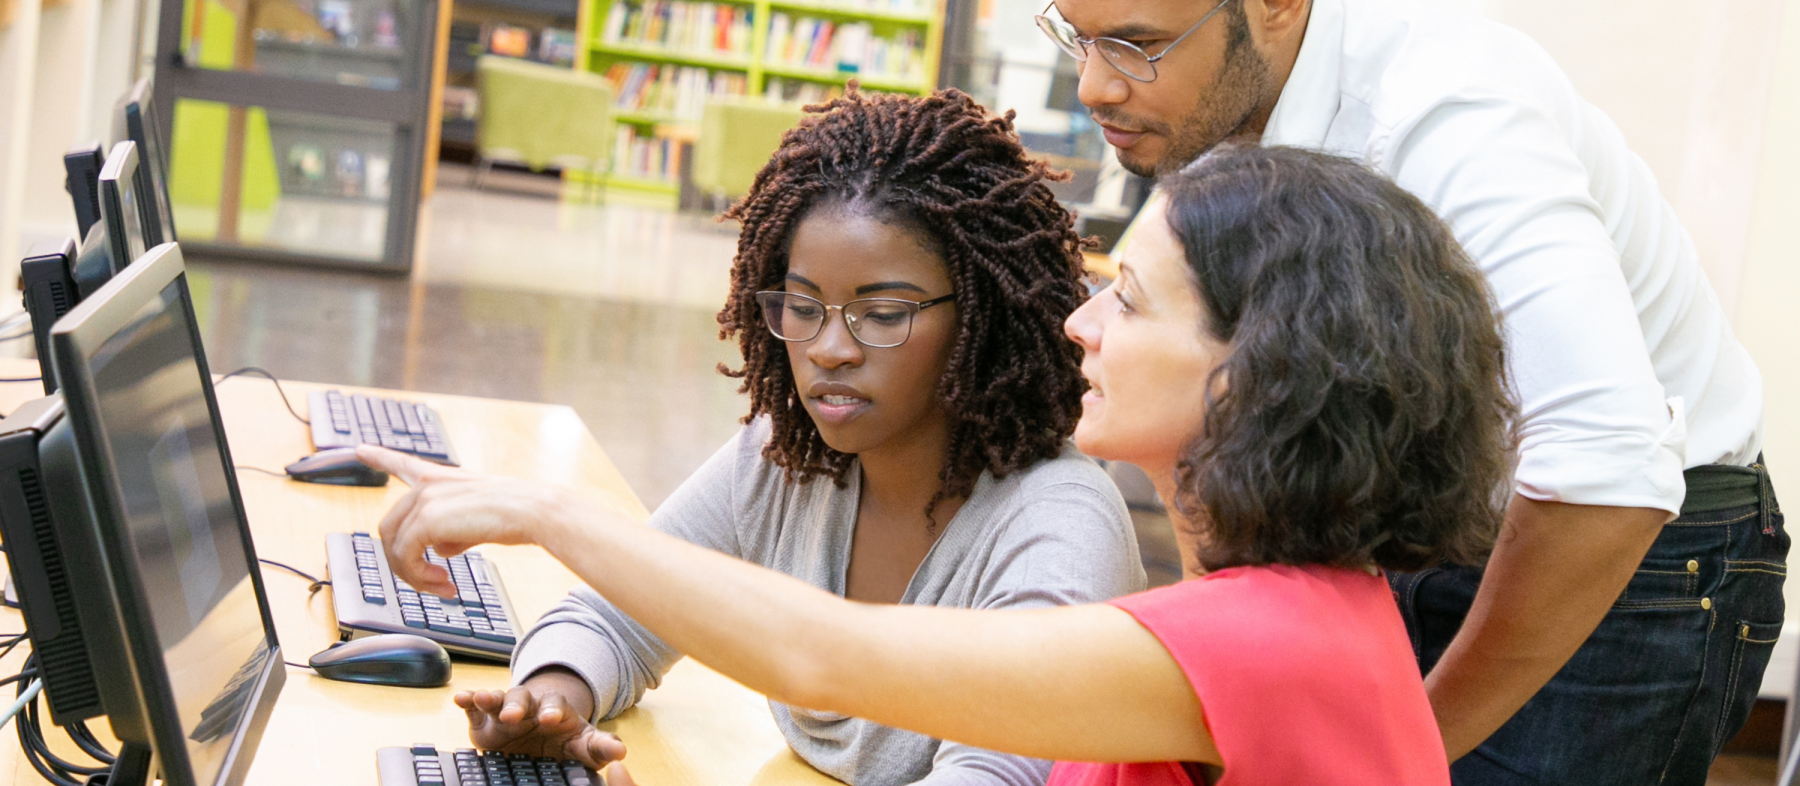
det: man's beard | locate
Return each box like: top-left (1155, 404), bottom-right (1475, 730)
top-left (1102, 40), bottom-right (1275, 178)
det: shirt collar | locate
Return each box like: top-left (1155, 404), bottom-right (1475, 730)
top-left (1261, 0), bottom-right (1345, 150)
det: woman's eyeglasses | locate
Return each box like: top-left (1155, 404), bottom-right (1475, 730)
top-left (1034, 0), bottom-right (1237, 83)
top-left (755, 291), bottom-right (955, 349)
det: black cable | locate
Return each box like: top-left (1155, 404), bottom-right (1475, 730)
top-left (0, 377), bottom-right (41, 384)
top-left (22, 694), bottom-right (107, 776)
top-left (16, 658), bottom-right (82, 786)
top-left (234, 465), bottom-right (290, 479)
top-left (67, 721), bottom-right (115, 764)
top-left (285, 661), bottom-right (314, 670)
top-left (216, 367), bottom-right (310, 426)
top-left (258, 558), bottom-right (330, 595)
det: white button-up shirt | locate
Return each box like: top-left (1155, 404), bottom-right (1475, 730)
top-left (1232, 0), bottom-right (1763, 515)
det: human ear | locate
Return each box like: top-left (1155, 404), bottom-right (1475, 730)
top-left (1242, 0), bottom-right (1310, 48)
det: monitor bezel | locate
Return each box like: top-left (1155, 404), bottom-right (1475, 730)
top-left (115, 78), bottom-right (176, 248)
top-left (49, 242), bottom-right (285, 786)
top-left (97, 141), bottom-right (145, 276)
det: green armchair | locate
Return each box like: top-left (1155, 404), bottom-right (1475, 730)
top-left (690, 99), bottom-right (807, 210)
top-left (473, 56), bottom-right (614, 189)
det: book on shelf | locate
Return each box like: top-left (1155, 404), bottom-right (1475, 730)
top-left (762, 76), bottom-right (842, 104)
top-left (600, 60), bottom-right (750, 120)
top-left (600, 0), bottom-right (755, 60)
top-left (783, 0), bottom-right (929, 13)
top-left (442, 86), bottom-right (480, 120)
top-left (538, 27), bottom-right (578, 66)
top-left (484, 22), bottom-right (534, 57)
top-left (764, 13), bottom-right (925, 82)
top-left (612, 124), bottom-right (686, 182)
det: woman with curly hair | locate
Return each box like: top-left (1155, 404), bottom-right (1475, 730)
top-left (431, 88), bottom-right (1145, 785)
top-left (367, 144), bottom-right (1519, 784)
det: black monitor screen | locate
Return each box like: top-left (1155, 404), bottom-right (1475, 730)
top-left (85, 280), bottom-right (270, 785)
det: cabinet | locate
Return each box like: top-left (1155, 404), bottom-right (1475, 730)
top-left (151, 0), bottom-right (441, 271)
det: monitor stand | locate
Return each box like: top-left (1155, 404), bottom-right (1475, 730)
top-left (85, 742), bottom-right (153, 786)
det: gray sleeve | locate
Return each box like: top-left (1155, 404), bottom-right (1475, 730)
top-left (920, 478), bottom-right (1146, 785)
top-left (508, 428), bottom-right (750, 722)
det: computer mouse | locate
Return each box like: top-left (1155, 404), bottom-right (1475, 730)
top-left (308, 634), bottom-right (451, 688)
top-left (285, 448), bottom-right (389, 487)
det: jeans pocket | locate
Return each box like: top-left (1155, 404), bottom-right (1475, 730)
top-left (1714, 619), bottom-right (1783, 750)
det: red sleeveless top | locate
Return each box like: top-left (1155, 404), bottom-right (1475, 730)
top-left (1045, 565), bottom-right (1449, 786)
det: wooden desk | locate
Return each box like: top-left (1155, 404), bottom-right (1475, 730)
top-left (0, 358), bottom-right (838, 786)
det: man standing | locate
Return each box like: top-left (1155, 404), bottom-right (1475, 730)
top-left (1038, 0), bottom-right (1785, 782)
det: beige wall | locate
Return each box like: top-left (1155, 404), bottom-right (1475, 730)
top-left (1458, 0), bottom-right (1800, 693)
top-left (1472, 0), bottom-right (1786, 319)
top-left (1740, 0), bottom-right (1800, 600)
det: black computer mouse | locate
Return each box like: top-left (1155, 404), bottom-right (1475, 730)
top-left (308, 634), bottom-right (452, 688)
top-left (285, 448), bottom-right (389, 487)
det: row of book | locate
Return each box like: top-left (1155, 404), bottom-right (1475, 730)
top-left (453, 21), bottom-right (579, 68)
top-left (613, 125), bottom-right (686, 181)
top-left (793, 0), bottom-right (931, 14)
top-left (599, 0), bottom-right (757, 59)
top-left (765, 15), bottom-right (926, 81)
top-left (600, 61), bottom-right (752, 120)
top-left (762, 76), bottom-right (843, 104)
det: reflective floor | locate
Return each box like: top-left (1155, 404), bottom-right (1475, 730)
top-left (186, 164), bottom-right (1182, 578)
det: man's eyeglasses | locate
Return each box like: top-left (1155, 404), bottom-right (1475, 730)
top-left (1034, 0), bottom-right (1237, 83)
top-left (756, 291), bottom-right (955, 348)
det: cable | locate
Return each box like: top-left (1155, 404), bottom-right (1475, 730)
top-left (66, 721), bottom-right (114, 765)
top-left (234, 465), bottom-right (289, 479)
top-left (258, 558), bottom-right (330, 595)
top-left (284, 661), bottom-right (314, 670)
top-left (0, 678), bottom-right (40, 732)
top-left (216, 367), bottom-right (310, 426)
top-left (0, 377), bottom-right (41, 384)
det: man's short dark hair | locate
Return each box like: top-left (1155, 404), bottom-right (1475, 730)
top-left (1163, 145), bottom-right (1518, 572)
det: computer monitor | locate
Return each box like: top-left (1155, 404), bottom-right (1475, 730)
top-left (113, 79), bottom-right (176, 247)
top-left (64, 142), bottom-right (106, 241)
top-left (99, 141), bottom-right (149, 269)
top-left (0, 242), bottom-right (286, 786)
top-left (20, 238), bottom-right (80, 394)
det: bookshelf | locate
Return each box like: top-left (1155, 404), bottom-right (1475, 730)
top-left (575, 0), bottom-right (943, 204)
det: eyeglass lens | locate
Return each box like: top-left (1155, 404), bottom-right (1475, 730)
top-left (758, 292), bottom-right (919, 347)
top-left (1034, 15), bottom-right (1156, 81)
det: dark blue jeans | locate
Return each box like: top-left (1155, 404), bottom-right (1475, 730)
top-left (1390, 460), bottom-right (1788, 785)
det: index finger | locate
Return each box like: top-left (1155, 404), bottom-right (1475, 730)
top-left (356, 445), bottom-right (437, 487)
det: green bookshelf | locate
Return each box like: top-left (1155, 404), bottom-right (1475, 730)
top-left (574, 0), bottom-right (943, 203)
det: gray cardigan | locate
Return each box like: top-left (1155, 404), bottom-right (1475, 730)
top-left (510, 418), bottom-right (1145, 786)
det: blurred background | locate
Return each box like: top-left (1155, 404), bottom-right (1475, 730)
top-left (0, 0), bottom-right (1796, 780)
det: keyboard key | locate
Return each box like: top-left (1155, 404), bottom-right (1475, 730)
top-left (411, 744), bottom-right (438, 757)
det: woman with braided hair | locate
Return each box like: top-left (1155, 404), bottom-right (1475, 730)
top-left (367, 144), bottom-right (1516, 784)
top-left (426, 88), bottom-right (1145, 785)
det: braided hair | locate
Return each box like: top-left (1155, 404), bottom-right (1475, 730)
top-left (718, 87), bottom-right (1089, 519)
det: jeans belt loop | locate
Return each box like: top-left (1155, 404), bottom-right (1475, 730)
top-left (1758, 461), bottom-right (1775, 535)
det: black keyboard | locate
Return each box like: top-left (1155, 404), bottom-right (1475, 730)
top-left (377, 745), bottom-right (600, 786)
top-left (328, 532), bottom-right (521, 661)
top-left (309, 390), bottom-right (460, 465)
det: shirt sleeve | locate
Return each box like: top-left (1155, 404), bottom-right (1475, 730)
top-left (918, 477), bottom-right (1147, 785)
top-left (1379, 95), bottom-right (1687, 514)
top-left (508, 427), bottom-right (750, 722)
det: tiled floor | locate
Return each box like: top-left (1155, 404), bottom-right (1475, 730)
top-left (179, 166), bottom-right (1771, 785)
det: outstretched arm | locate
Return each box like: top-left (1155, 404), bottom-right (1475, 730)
top-left (360, 446), bottom-right (1218, 765)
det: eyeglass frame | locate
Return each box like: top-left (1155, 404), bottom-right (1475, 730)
top-left (1034, 0), bottom-right (1237, 83)
top-left (755, 290), bottom-right (957, 348)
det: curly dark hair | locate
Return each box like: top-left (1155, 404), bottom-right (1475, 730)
top-left (717, 88), bottom-right (1090, 515)
top-left (1164, 146), bottom-right (1519, 573)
